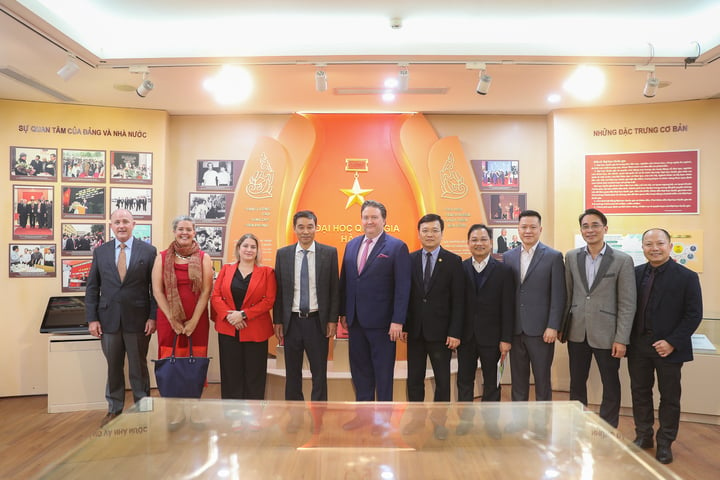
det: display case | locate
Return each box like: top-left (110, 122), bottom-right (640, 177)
top-left (40, 399), bottom-right (681, 479)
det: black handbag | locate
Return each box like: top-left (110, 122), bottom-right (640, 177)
top-left (152, 334), bottom-right (210, 398)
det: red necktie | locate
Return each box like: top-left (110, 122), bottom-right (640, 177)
top-left (358, 238), bottom-right (372, 273)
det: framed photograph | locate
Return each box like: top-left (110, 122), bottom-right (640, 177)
top-left (13, 185), bottom-right (54, 240)
top-left (61, 186), bottom-right (106, 219)
top-left (61, 258), bottom-right (93, 292)
top-left (188, 192), bottom-right (232, 223)
top-left (109, 223), bottom-right (152, 245)
top-left (471, 160), bottom-right (520, 191)
top-left (196, 160), bottom-right (244, 191)
top-left (482, 193), bottom-right (527, 225)
top-left (10, 146), bottom-right (58, 181)
top-left (61, 149), bottom-right (106, 182)
top-left (109, 151), bottom-right (153, 184)
top-left (9, 243), bottom-right (56, 278)
top-left (195, 225), bottom-right (225, 257)
top-left (493, 227), bottom-right (521, 254)
top-left (61, 223), bottom-right (106, 256)
top-left (110, 187), bottom-right (152, 220)
top-left (211, 258), bottom-right (223, 280)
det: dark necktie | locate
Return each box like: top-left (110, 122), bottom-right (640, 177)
top-left (117, 243), bottom-right (127, 282)
top-left (299, 249), bottom-right (309, 315)
top-left (637, 266), bottom-right (656, 333)
top-left (423, 251), bottom-right (433, 292)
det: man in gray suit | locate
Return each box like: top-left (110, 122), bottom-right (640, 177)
top-left (563, 208), bottom-right (636, 427)
top-left (503, 210), bottom-right (565, 401)
top-left (274, 210), bottom-right (339, 402)
top-left (85, 209), bottom-right (157, 427)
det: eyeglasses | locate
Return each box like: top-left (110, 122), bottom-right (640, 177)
top-left (581, 223), bottom-right (605, 231)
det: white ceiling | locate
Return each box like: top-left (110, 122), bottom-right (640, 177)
top-left (1, 0), bottom-right (719, 115)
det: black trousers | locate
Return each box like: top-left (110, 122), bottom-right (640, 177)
top-left (568, 338), bottom-right (621, 427)
top-left (218, 333), bottom-right (268, 400)
top-left (406, 336), bottom-right (452, 402)
top-left (627, 332), bottom-right (683, 446)
top-left (283, 313), bottom-right (329, 401)
top-left (457, 340), bottom-right (502, 402)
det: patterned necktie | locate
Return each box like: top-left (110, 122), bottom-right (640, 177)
top-left (423, 251), bottom-right (433, 292)
top-left (117, 243), bottom-right (127, 282)
top-left (358, 237), bottom-right (372, 273)
top-left (299, 249), bottom-right (309, 315)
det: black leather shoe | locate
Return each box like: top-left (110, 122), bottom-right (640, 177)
top-left (633, 436), bottom-right (653, 449)
top-left (656, 444), bottom-right (673, 464)
top-left (100, 412), bottom-right (120, 428)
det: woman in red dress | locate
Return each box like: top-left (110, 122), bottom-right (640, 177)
top-left (152, 215), bottom-right (213, 361)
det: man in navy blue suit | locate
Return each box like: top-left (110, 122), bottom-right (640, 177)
top-left (628, 228), bottom-right (703, 464)
top-left (339, 200), bottom-right (411, 406)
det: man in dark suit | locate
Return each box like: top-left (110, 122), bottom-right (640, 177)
top-left (503, 210), bottom-right (565, 401)
top-left (85, 209), bottom-right (157, 427)
top-left (496, 228), bottom-right (509, 253)
top-left (339, 200), bottom-right (411, 404)
top-left (628, 228), bottom-right (703, 464)
top-left (563, 208), bottom-right (636, 428)
top-left (16, 199), bottom-right (28, 228)
top-left (401, 214), bottom-right (463, 439)
top-left (456, 224), bottom-right (515, 436)
top-left (274, 210), bottom-right (339, 402)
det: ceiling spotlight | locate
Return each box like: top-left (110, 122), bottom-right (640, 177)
top-left (57, 55), bottom-right (80, 81)
top-left (398, 65), bottom-right (409, 91)
top-left (643, 72), bottom-right (659, 98)
top-left (315, 69), bottom-right (328, 92)
top-left (476, 69), bottom-right (492, 95)
top-left (136, 73), bottom-right (154, 97)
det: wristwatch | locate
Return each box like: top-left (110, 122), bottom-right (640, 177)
top-left (240, 310), bottom-right (248, 320)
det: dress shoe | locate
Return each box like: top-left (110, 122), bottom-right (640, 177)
top-left (402, 419), bottom-right (426, 436)
top-left (433, 425), bottom-right (449, 440)
top-left (455, 420), bottom-right (472, 436)
top-left (656, 444), bottom-right (673, 464)
top-left (168, 409), bottom-right (186, 432)
top-left (342, 415), bottom-right (369, 431)
top-left (633, 436), bottom-right (654, 449)
top-left (100, 412), bottom-right (120, 428)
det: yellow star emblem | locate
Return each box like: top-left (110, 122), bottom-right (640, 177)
top-left (340, 177), bottom-right (373, 209)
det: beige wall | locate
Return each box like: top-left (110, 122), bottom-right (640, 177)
top-left (1, 98), bottom-right (717, 398)
top-left (550, 99), bottom-right (719, 317)
top-left (0, 99), bottom-right (168, 396)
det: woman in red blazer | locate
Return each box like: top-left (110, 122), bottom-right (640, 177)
top-left (211, 233), bottom-right (276, 400)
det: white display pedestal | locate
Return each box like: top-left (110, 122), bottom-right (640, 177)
top-left (47, 335), bottom-right (107, 413)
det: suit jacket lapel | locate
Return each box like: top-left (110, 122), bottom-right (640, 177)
top-left (576, 249), bottom-right (590, 293)
top-left (478, 257), bottom-right (495, 289)
top-left (524, 243), bottom-right (545, 282)
top-left (590, 246), bottom-right (614, 293)
top-left (362, 233), bottom-right (385, 274)
top-left (413, 251), bottom-right (424, 287)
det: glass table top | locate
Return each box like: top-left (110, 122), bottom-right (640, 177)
top-left (39, 399), bottom-right (680, 479)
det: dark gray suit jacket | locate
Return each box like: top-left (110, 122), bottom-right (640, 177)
top-left (85, 238), bottom-right (157, 333)
top-left (503, 242), bottom-right (566, 336)
top-left (273, 241), bottom-right (339, 334)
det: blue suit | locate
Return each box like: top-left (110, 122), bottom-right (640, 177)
top-left (340, 232), bottom-right (411, 401)
top-left (503, 241), bottom-right (565, 401)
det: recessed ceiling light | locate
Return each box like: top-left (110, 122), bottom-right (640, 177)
top-left (563, 65), bottom-right (605, 101)
top-left (384, 77), bottom-right (399, 89)
top-left (382, 91), bottom-right (396, 102)
top-left (203, 65), bottom-right (253, 105)
top-left (547, 93), bottom-right (562, 103)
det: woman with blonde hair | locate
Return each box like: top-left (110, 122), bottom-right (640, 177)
top-left (211, 233), bottom-right (276, 399)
